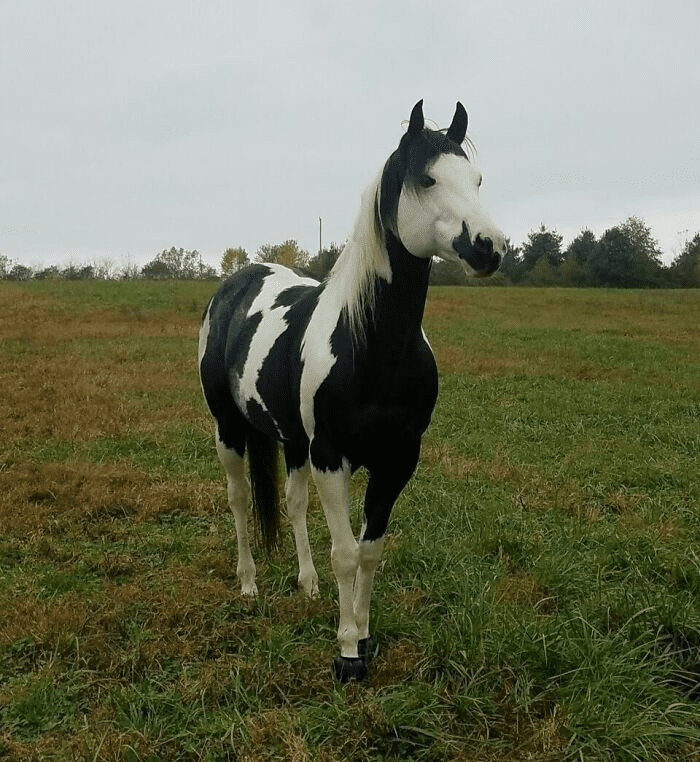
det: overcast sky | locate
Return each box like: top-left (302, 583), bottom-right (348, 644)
top-left (1, 0), bottom-right (698, 271)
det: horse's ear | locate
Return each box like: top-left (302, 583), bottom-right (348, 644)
top-left (446, 102), bottom-right (468, 144)
top-left (407, 100), bottom-right (424, 136)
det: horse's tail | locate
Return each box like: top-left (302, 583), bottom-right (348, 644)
top-left (247, 427), bottom-right (281, 553)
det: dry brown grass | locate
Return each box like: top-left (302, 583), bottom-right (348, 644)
top-left (1, 286), bottom-right (199, 447)
top-left (0, 461), bottom-right (218, 536)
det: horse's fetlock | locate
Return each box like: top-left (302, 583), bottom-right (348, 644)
top-left (299, 569), bottom-right (320, 598)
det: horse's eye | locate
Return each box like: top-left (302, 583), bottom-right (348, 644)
top-left (420, 175), bottom-right (436, 189)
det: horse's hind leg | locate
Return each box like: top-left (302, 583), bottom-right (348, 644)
top-left (283, 445), bottom-right (319, 597)
top-left (215, 430), bottom-right (256, 596)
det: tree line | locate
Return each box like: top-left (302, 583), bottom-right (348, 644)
top-left (0, 247), bottom-right (218, 282)
top-left (1, 216), bottom-right (698, 287)
top-left (498, 217), bottom-right (699, 288)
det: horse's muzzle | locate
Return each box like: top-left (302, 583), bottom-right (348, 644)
top-left (452, 222), bottom-right (501, 277)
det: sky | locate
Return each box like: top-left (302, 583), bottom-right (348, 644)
top-left (1, 0), bottom-right (698, 272)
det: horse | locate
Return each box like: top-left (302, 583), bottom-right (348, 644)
top-left (198, 100), bottom-right (506, 681)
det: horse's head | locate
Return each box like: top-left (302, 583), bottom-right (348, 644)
top-left (378, 100), bottom-right (506, 277)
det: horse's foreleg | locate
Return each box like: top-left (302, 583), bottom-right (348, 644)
top-left (354, 535), bottom-right (384, 658)
top-left (285, 461), bottom-right (319, 597)
top-left (216, 434), bottom-right (256, 597)
top-left (355, 449), bottom-right (420, 663)
top-left (311, 459), bottom-right (366, 680)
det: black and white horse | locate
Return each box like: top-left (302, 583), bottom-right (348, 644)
top-left (199, 100), bottom-right (506, 681)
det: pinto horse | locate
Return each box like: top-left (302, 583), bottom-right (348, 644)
top-left (199, 100), bottom-right (506, 681)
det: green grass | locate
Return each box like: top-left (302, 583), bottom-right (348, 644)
top-left (1, 281), bottom-right (699, 760)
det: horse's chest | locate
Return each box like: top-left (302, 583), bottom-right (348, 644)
top-left (357, 351), bottom-right (437, 432)
top-left (312, 337), bottom-right (438, 466)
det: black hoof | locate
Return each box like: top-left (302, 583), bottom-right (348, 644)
top-left (332, 655), bottom-right (368, 682)
top-left (358, 635), bottom-right (379, 663)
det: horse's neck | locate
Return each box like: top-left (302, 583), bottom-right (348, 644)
top-left (365, 232), bottom-right (431, 352)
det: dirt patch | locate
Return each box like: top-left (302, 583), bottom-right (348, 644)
top-left (423, 441), bottom-right (521, 484)
top-left (493, 571), bottom-right (556, 614)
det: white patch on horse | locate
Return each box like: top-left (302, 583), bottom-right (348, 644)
top-left (298, 166), bottom-right (398, 434)
top-left (198, 301), bottom-right (212, 369)
top-left (235, 265), bottom-right (316, 436)
top-left (299, 293), bottom-right (341, 439)
top-left (197, 301), bottom-right (212, 401)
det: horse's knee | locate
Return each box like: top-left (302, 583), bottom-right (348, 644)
top-left (358, 536), bottom-right (384, 571)
top-left (331, 543), bottom-right (359, 582)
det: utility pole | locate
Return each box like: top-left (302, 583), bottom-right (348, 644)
top-left (319, 217), bottom-right (322, 257)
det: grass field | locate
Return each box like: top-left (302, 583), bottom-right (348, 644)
top-left (1, 280), bottom-right (699, 761)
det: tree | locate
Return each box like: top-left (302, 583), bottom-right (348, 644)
top-left (92, 257), bottom-right (117, 280)
top-left (561, 229), bottom-right (597, 286)
top-left (588, 227), bottom-right (640, 287)
top-left (669, 232), bottom-right (700, 287)
top-left (521, 225), bottom-right (564, 273)
top-left (119, 259), bottom-right (142, 280)
top-left (621, 216), bottom-right (662, 263)
top-left (524, 256), bottom-right (560, 286)
top-left (587, 216), bottom-right (663, 288)
top-left (221, 247), bottom-right (249, 277)
top-left (306, 242), bottom-right (344, 280)
top-left (497, 239), bottom-right (523, 283)
top-left (0, 255), bottom-right (14, 278)
top-left (565, 229), bottom-right (597, 266)
top-left (588, 227), bottom-right (631, 287)
top-left (198, 261), bottom-right (218, 279)
top-left (141, 247), bottom-right (217, 279)
top-left (619, 215), bottom-right (663, 285)
top-left (8, 263), bottom-right (32, 281)
top-left (33, 264), bottom-right (61, 280)
top-left (62, 263), bottom-right (95, 280)
top-left (255, 239), bottom-right (309, 269)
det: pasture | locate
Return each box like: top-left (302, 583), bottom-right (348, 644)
top-left (1, 280), bottom-right (699, 761)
